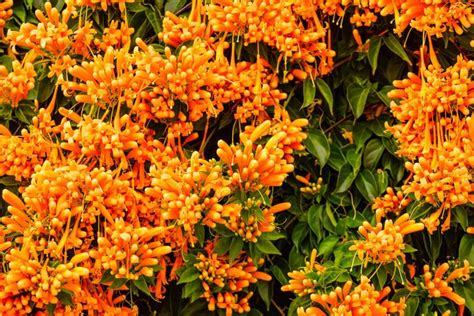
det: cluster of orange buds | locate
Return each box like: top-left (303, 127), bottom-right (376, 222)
top-left (159, 0), bottom-right (209, 47)
top-left (6, 2), bottom-right (74, 55)
top-left (387, 56), bottom-right (474, 232)
top-left (0, 0), bottom-right (12, 37)
top-left (1, 238), bottom-right (89, 311)
top-left (349, 214), bottom-right (424, 266)
top-left (206, 0), bottom-right (335, 78)
top-left (146, 152), bottom-right (231, 239)
top-left (296, 175), bottom-right (323, 195)
top-left (299, 276), bottom-right (406, 316)
top-left (94, 21), bottom-right (134, 51)
top-left (421, 260), bottom-right (471, 310)
top-left (89, 218), bottom-right (171, 281)
top-left (60, 109), bottom-right (146, 170)
top-left (61, 47), bottom-right (138, 109)
top-left (0, 126), bottom-right (52, 181)
top-left (223, 201), bottom-right (290, 242)
top-left (217, 126), bottom-right (294, 192)
top-left (230, 60), bottom-right (287, 122)
top-left (67, 0), bottom-right (133, 12)
top-left (133, 38), bottom-right (226, 123)
top-left (394, 0), bottom-right (474, 37)
top-left (0, 60), bottom-right (36, 107)
top-left (242, 109), bottom-right (308, 162)
top-left (281, 249), bottom-right (326, 296)
top-left (195, 246), bottom-right (271, 315)
top-left (372, 187), bottom-right (412, 222)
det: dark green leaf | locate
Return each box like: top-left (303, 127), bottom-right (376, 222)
top-left (58, 290), bottom-right (73, 306)
top-left (355, 169), bottom-right (379, 202)
top-left (229, 238), bottom-right (244, 261)
top-left (459, 234), bottom-right (474, 265)
top-left (164, 0), bottom-right (187, 12)
top-left (353, 123), bottom-right (372, 150)
top-left (109, 278), bottom-right (127, 289)
top-left (376, 86), bottom-right (394, 106)
top-left (256, 239), bottom-right (281, 255)
top-left (316, 78), bottom-right (334, 115)
top-left (346, 82), bottom-right (370, 119)
top-left (302, 78), bottom-right (316, 109)
top-left (145, 7), bottom-right (163, 34)
top-left (404, 297), bottom-right (420, 316)
top-left (134, 275), bottom-right (152, 296)
top-left (334, 163), bottom-right (356, 193)
top-left (368, 36), bottom-right (382, 74)
top-left (177, 268), bottom-right (200, 284)
top-left (305, 130), bottom-right (330, 167)
top-left (318, 236), bottom-right (339, 257)
top-left (346, 149), bottom-right (361, 173)
top-left (383, 33), bottom-right (412, 65)
top-left (363, 139), bottom-right (384, 169)
top-left (214, 237), bottom-right (232, 255)
top-left (308, 205), bottom-right (323, 242)
top-left (99, 269), bottom-right (115, 284)
top-left (257, 280), bottom-right (272, 311)
top-left (270, 265), bottom-right (288, 285)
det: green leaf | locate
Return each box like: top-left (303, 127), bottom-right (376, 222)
top-left (302, 78), bottom-right (316, 109)
top-left (0, 176), bottom-right (17, 186)
top-left (318, 236), bottom-right (339, 257)
top-left (305, 130), bottom-right (330, 167)
top-left (229, 238), bottom-right (244, 261)
top-left (353, 123), bottom-right (372, 151)
top-left (134, 276), bottom-right (151, 296)
top-left (368, 36), bottom-right (382, 74)
top-left (404, 244), bottom-right (417, 253)
top-left (459, 234), bottom-right (474, 265)
top-left (257, 280), bottom-right (272, 311)
top-left (334, 163), bottom-right (356, 193)
top-left (46, 304), bottom-right (56, 316)
top-left (383, 33), bottom-right (412, 65)
top-left (292, 222), bottom-right (309, 247)
top-left (376, 267), bottom-right (387, 289)
top-left (57, 290), bottom-right (73, 306)
top-left (145, 7), bottom-right (163, 34)
top-left (13, 2), bottom-right (26, 22)
top-left (363, 139), bottom-right (384, 169)
top-left (109, 278), bottom-right (127, 289)
top-left (346, 82), bottom-right (370, 119)
top-left (177, 268), bottom-right (200, 284)
top-left (376, 86), bottom-right (394, 106)
top-left (214, 237), bottom-right (232, 255)
top-left (308, 205), bottom-right (323, 242)
top-left (256, 239), bottom-right (281, 255)
top-left (328, 145), bottom-right (346, 171)
top-left (195, 224), bottom-right (205, 246)
top-left (99, 269), bottom-right (115, 284)
top-left (355, 169), bottom-right (379, 202)
top-left (346, 149), bottom-right (361, 174)
top-left (315, 78), bottom-right (334, 115)
top-left (404, 297), bottom-right (420, 316)
top-left (182, 279), bottom-right (202, 301)
top-left (164, 0), bottom-right (187, 12)
top-left (270, 265), bottom-right (288, 285)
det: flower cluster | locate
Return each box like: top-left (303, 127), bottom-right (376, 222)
top-left (194, 244), bottom-right (271, 315)
top-left (298, 276), bottom-right (406, 315)
top-left (0, 0), bottom-right (12, 37)
top-left (387, 56), bottom-right (474, 233)
top-left (349, 214), bottom-right (425, 267)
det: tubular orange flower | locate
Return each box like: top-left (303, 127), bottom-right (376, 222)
top-left (349, 214), bottom-right (424, 266)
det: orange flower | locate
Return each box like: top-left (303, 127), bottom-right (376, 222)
top-left (422, 260), bottom-right (471, 311)
top-left (307, 276), bottom-right (406, 315)
top-left (349, 214), bottom-right (424, 266)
